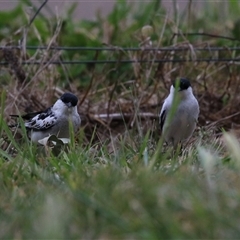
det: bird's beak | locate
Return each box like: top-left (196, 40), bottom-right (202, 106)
top-left (66, 102), bottom-right (72, 108)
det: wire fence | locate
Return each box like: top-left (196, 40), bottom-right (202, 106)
top-left (1, 45), bottom-right (240, 65)
top-left (1, 46), bottom-right (240, 51)
top-left (1, 0), bottom-right (239, 66)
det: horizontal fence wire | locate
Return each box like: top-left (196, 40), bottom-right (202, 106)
top-left (1, 59), bottom-right (240, 65)
top-left (1, 45), bottom-right (240, 65)
top-left (1, 45), bottom-right (240, 51)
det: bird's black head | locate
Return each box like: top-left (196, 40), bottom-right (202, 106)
top-left (60, 92), bottom-right (78, 107)
top-left (173, 77), bottom-right (191, 91)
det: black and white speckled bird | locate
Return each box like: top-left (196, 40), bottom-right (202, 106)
top-left (160, 78), bottom-right (199, 148)
top-left (11, 93), bottom-right (81, 143)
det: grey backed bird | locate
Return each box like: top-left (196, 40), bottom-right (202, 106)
top-left (160, 78), bottom-right (199, 148)
top-left (11, 92), bottom-right (81, 143)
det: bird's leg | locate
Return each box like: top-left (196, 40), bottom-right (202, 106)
top-left (171, 139), bottom-right (179, 158)
top-left (172, 141), bottom-right (182, 158)
top-left (179, 141), bottom-right (184, 155)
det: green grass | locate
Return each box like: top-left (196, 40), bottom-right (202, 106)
top-left (1, 0), bottom-right (240, 239)
top-left (1, 115), bottom-right (240, 238)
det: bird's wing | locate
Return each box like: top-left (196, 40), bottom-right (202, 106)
top-left (159, 97), bottom-right (172, 130)
top-left (24, 107), bottom-right (57, 131)
top-left (160, 108), bottom-right (167, 130)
